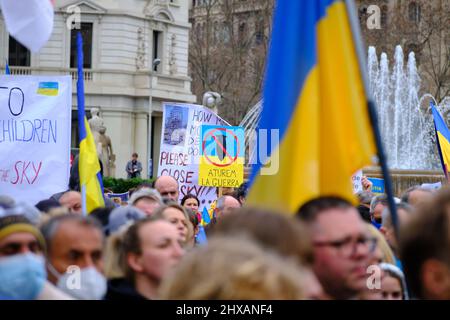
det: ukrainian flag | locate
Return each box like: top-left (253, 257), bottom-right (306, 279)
top-left (37, 82), bottom-right (59, 96)
top-left (247, 0), bottom-right (377, 213)
top-left (431, 103), bottom-right (450, 181)
top-left (77, 32), bottom-right (104, 213)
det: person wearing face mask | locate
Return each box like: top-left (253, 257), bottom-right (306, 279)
top-left (0, 215), bottom-right (72, 300)
top-left (40, 214), bottom-right (107, 300)
top-left (104, 216), bottom-right (185, 300)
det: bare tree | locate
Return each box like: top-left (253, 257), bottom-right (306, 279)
top-left (358, 0), bottom-right (450, 101)
top-left (189, 0), bottom-right (274, 125)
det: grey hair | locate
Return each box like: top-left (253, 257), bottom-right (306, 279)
top-left (401, 186), bottom-right (432, 203)
top-left (381, 202), bottom-right (413, 228)
top-left (40, 214), bottom-right (103, 254)
top-left (370, 194), bottom-right (388, 213)
top-left (356, 191), bottom-right (374, 206)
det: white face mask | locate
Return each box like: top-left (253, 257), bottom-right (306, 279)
top-left (48, 264), bottom-right (107, 300)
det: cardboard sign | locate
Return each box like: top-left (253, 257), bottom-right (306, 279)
top-left (199, 125), bottom-right (244, 188)
top-left (352, 170), bottom-right (363, 193)
top-left (158, 103), bottom-right (229, 209)
top-left (0, 75), bottom-right (72, 204)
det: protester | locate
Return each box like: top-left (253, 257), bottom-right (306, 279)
top-left (0, 215), bottom-right (73, 300)
top-left (129, 189), bottom-right (162, 216)
top-left (399, 187), bottom-right (450, 299)
top-left (185, 208), bottom-right (199, 248)
top-left (214, 195), bottom-right (241, 221)
top-left (181, 194), bottom-right (200, 213)
top-left (90, 207), bottom-right (115, 235)
top-left (369, 194), bottom-right (388, 229)
top-left (400, 185), bottom-right (433, 207)
top-left (107, 206), bottom-right (146, 235)
top-left (356, 191), bottom-right (373, 223)
top-left (153, 203), bottom-right (191, 244)
top-left (380, 263), bottom-right (408, 300)
top-left (104, 217), bottom-right (184, 300)
top-left (296, 196), bottom-right (376, 299)
top-left (233, 182), bottom-right (249, 205)
top-left (126, 153), bottom-right (142, 179)
top-left (40, 214), bottom-right (106, 300)
top-left (35, 198), bottom-right (61, 214)
top-left (212, 207), bottom-right (323, 299)
top-left (380, 202), bottom-right (413, 268)
top-left (159, 237), bottom-right (308, 300)
top-left (153, 175), bottom-right (180, 202)
top-left (366, 223), bottom-right (396, 265)
top-left (58, 191), bottom-right (83, 214)
top-left (181, 194), bottom-right (201, 224)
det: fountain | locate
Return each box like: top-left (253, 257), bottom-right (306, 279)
top-left (240, 45), bottom-right (450, 193)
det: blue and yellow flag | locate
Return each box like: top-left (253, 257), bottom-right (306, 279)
top-left (77, 32), bottom-right (104, 213)
top-left (431, 103), bottom-right (450, 181)
top-left (247, 0), bottom-right (377, 213)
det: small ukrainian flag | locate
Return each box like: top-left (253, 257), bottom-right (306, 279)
top-left (37, 82), bottom-right (59, 96)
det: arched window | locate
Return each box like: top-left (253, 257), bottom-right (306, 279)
top-left (408, 2), bottom-right (421, 23)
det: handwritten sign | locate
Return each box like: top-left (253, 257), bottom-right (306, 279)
top-left (199, 125), bottom-right (244, 188)
top-left (352, 170), bottom-right (363, 193)
top-left (0, 75), bottom-right (72, 204)
top-left (158, 103), bottom-right (229, 209)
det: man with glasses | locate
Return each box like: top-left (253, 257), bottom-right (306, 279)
top-left (296, 196), bottom-right (377, 299)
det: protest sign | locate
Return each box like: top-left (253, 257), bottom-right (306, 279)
top-left (106, 192), bottom-right (129, 206)
top-left (368, 177), bottom-right (385, 194)
top-left (0, 75), bottom-right (72, 204)
top-left (199, 125), bottom-right (244, 188)
top-left (352, 170), bottom-right (363, 193)
top-left (158, 103), bottom-right (228, 209)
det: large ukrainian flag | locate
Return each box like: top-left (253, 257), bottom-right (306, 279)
top-left (431, 103), bottom-right (450, 181)
top-left (77, 32), bottom-right (104, 213)
top-left (247, 0), bottom-right (377, 213)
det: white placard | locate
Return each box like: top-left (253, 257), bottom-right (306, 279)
top-left (352, 170), bottom-right (363, 194)
top-left (158, 102), bottom-right (228, 209)
top-left (0, 75), bottom-right (72, 205)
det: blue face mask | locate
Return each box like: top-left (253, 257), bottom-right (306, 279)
top-left (0, 253), bottom-right (47, 300)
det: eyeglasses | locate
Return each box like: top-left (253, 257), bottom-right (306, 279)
top-left (313, 235), bottom-right (378, 257)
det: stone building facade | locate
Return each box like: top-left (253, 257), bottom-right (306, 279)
top-left (0, 0), bottom-right (196, 178)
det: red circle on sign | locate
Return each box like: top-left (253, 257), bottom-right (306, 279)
top-left (201, 128), bottom-right (240, 167)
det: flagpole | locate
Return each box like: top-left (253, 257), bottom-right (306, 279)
top-left (345, 0), bottom-right (400, 238)
top-left (77, 31), bottom-right (87, 216)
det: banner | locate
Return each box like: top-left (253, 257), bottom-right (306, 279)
top-left (199, 125), bottom-right (245, 188)
top-left (106, 192), bottom-right (129, 206)
top-left (368, 177), bottom-right (385, 195)
top-left (0, 75), bottom-right (72, 204)
top-left (158, 103), bottom-right (228, 209)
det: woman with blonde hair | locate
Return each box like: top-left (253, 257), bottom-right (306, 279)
top-left (158, 237), bottom-right (307, 300)
top-left (153, 203), bottom-right (193, 245)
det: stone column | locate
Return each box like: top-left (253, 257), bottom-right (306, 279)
top-left (134, 112), bottom-right (149, 178)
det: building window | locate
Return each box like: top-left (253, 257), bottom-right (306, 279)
top-left (408, 2), bottom-right (421, 23)
top-left (153, 30), bottom-right (163, 72)
top-left (8, 36), bottom-right (30, 67)
top-left (254, 17), bottom-right (265, 45)
top-left (70, 23), bottom-right (93, 69)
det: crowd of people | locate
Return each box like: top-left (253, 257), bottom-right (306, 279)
top-left (1, 172), bottom-right (450, 300)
